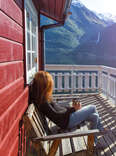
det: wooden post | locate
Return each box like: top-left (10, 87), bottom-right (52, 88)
top-left (87, 134), bottom-right (94, 154)
top-left (32, 142), bottom-right (47, 156)
top-left (48, 139), bottom-right (61, 156)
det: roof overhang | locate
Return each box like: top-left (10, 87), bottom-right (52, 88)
top-left (33, 0), bottom-right (72, 22)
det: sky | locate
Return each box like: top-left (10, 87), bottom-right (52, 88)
top-left (78, 0), bottom-right (116, 15)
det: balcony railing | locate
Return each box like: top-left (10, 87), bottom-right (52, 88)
top-left (45, 64), bottom-right (116, 104)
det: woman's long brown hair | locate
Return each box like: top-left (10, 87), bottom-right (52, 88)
top-left (31, 71), bottom-right (53, 107)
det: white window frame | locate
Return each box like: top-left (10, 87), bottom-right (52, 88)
top-left (24, 0), bottom-right (38, 83)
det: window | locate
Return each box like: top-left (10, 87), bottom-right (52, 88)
top-left (25, 0), bottom-right (38, 83)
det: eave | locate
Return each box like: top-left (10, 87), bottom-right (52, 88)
top-left (33, 0), bottom-right (72, 22)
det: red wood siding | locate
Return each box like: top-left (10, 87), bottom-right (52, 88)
top-left (0, 87), bottom-right (28, 156)
top-left (0, 78), bottom-right (24, 115)
top-left (0, 119), bottom-right (19, 155)
top-left (0, 37), bottom-right (23, 62)
top-left (0, 61), bottom-right (23, 89)
top-left (0, 11), bottom-right (23, 43)
top-left (0, 88), bottom-right (28, 156)
top-left (14, 0), bottom-right (23, 10)
top-left (0, 0), bottom-right (29, 156)
top-left (0, 87), bottom-right (28, 144)
top-left (0, 0), bottom-right (23, 26)
top-left (8, 137), bottom-right (19, 156)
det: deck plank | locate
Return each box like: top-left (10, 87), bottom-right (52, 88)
top-left (61, 138), bottom-right (72, 155)
top-left (28, 94), bottom-right (116, 156)
top-left (54, 94), bottom-right (116, 156)
top-left (72, 130), bottom-right (86, 152)
top-left (95, 95), bottom-right (116, 156)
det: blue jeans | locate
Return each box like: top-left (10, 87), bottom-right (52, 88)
top-left (68, 105), bottom-right (103, 143)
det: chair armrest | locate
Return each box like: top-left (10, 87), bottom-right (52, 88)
top-left (32, 129), bottom-right (103, 142)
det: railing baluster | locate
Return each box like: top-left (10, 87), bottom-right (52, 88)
top-left (110, 77), bottom-right (113, 98)
top-left (102, 73), bottom-right (107, 95)
top-left (112, 78), bottom-right (115, 99)
top-left (64, 73), bottom-right (70, 91)
top-left (105, 74), bottom-right (108, 96)
top-left (85, 73), bottom-right (90, 91)
top-left (78, 73), bottom-right (83, 91)
top-left (110, 77), bottom-right (115, 99)
top-left (98, 69), bottom-right (102, 93)
top-left (73, 73), bottom-right (77, 92)
top-left (57, 73), bottom-right (63, 92)
top-left (107, 73), bottom-right (110, 99)
top-left (91, 73), bottom-right (97, 91)
top-left (101, 73), bottom-right (103, 93)
top-left (71, 70), bottom-right (74, 94)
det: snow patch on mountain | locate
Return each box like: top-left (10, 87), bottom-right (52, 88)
top-left (97, 13), bottom-right (116, 23)
top-left (71, 0), bottom-right (116, 23)
top-left (72, 0), bottom-right (84, 8)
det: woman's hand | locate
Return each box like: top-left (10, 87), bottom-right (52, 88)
top-left (72, 99), bottom-right (82, 110)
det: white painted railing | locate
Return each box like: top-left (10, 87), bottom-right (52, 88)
top-left (45, 64), bottom-right (116, 104)
top-left (100, 66), bottom-right (116, 103)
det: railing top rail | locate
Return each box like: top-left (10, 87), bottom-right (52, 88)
top-left (101, 65), bottom-right (116, 74)
top-left (46, 64), bottom-right (116, 76)
top-left (45, 64), bottom-right (101, 71)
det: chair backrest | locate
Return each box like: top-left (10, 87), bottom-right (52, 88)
top-left (23, 103), bottom-right (50, 138)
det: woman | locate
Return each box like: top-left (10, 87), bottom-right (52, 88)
top-left (30, 71), bottom-right (105, 145)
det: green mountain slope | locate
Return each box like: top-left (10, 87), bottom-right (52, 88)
top-left (42, 2), bottom-right (110, 64)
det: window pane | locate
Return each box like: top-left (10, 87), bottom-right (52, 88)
top-left (32, 20), bottom-right (36, 34)
top-left (26, 12), bottom-right (30, 30)
top-left (32, 53), bottom-right (35, 68)
top-left (32, 36), bottom-right (36, 51)
top-left (27, 53), bottom-right (31, 70)
top-left (25, 0), bottom-right (38, 84)
top-left (27, 32), bottom-right (31, 50)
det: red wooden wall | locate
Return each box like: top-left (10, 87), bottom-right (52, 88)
top-left (0, 0), bottom-right (28, 155)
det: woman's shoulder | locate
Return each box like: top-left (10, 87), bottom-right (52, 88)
top-left (40, 100), bottom-right (54, 108)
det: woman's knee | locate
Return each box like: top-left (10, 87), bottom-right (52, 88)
top-left (87, 113), bottom-right (99, 129)
top-left (93, 113), bottom-right (99, 121)
top-left (90, 113), bottom-right (99, 123)
top-left (89, 105), bottom-right (97, 113)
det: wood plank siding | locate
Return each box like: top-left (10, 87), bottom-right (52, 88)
top-left (0, 0), bottom-right (23, 25)
top-left (0, 0), bottom-right (28, 155)
top-left (0, 11), bottom-right (23, 43)
top-left (0, 89), bottom-right (28, 155)
top-left (0, 38), bottom-right (23, 62)
top-left (0, 62), bottom-right (23, 89)
top-left (0, 0), bottom-right (72, 155)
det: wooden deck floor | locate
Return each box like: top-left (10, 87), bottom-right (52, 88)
top-left (54, 93), bottom-right (116, 156)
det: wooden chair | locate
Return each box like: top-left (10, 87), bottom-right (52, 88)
top-left (23, 103), bottom-right (104, 156)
